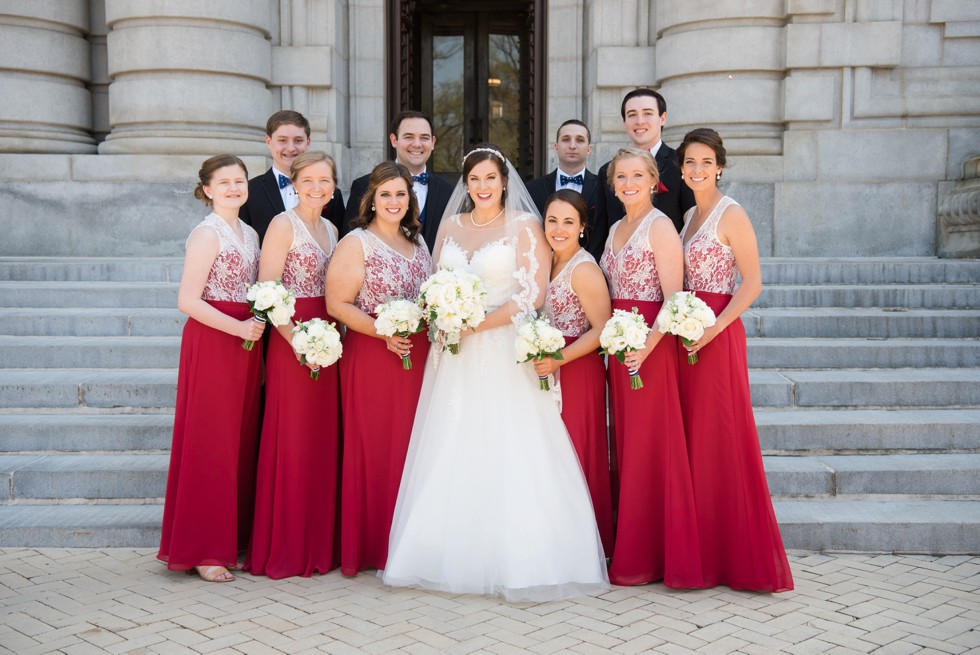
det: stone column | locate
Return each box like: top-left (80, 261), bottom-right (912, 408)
top-left (938, 156), bottom-right (980, 258)
top-left (98, 0), bottom-right (273, 155)
top-left (0, 1), bottom-right (96, 153)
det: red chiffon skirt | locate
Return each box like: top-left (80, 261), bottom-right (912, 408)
top-left (340, 327), bottom-right (429, 574)
top-left (558, 337), bottom-right (614, 554)
top-left (158, 300), bottom-right (262, 571)
top-left (678, 291), bottom-right (794, 592)
top-left (607, 298), bottom-right (703, 587)
top-left (245, 296), bottom-right (341, 578)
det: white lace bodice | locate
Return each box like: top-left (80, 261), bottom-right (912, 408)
top-left (282, 210), bottom-right (336, 298)
top-left (599, 211), bottom-right (665, 302)
top-left (680, 196), bottom-right (739, 294)
top-left (348, 228), bottom-right (433, 313)
top-left (191, 213), bottom-right (260, 303)
top-left (545, 248), bottom-right (595, 338)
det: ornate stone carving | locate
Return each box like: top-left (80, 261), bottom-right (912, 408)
top-left (938, 156), bottom-right (980, 258)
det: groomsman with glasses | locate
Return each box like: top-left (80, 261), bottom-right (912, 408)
top-left (527, 120), bottom-right (606, 260)
top-left (342, 110), bottom-right (453, 252)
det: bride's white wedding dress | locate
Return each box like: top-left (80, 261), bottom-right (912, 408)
top-left (381, 215), bottom-right (609, 602)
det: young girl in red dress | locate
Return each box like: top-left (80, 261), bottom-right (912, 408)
top-left (159, 155), bottom-right (266, 583)
top-left (677, 128), bottom-right (793, 591)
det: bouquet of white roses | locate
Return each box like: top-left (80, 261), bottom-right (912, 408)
top-left (515, 317), bottom-right (566, 391)
top-left (243, 280), bottom-right (295, 350)
top-left (599, 307), bottom-right (652, 390)
top-left (290, 318), bottom-right (342, 380)
top-left (374, 298), bottom-right (426, 370)
top-left (657, 291), bottom-right (717, 364)
top-left (417, 266), bottom-right (487, 355)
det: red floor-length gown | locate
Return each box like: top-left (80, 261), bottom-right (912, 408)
top-left (600, 210), bottom-right (703, 588)
top-left (159, 213), bottom-right (263, 571)
top-left (678, 196), bottom-right (793, 591)
top-left (246, 210), bottom-right (341, 579)
top-left (545, 248), bottom-right (614, 554)
top-left (339, 228), bottom-right (432, 574)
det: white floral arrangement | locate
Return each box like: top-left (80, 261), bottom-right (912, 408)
top-left (599, 307), bottom-right (652, 390)
top-left (657, 291), bottom-right (717, 364)
top-left (242, 280), bottom-right (296, 350)
top-left (417, 266), bottom-right (487, 355)
top-left (374, 298), bottom-right (426, 370)
top-left (515, 317), bottom-right (566, 390)
top-left (290, 318), bottom-right (342, 380)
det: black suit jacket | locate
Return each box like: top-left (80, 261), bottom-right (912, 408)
top-left (596, 142), bottom-right (694, 238)
top-left (526, 169), bottom-right (606, 260)
top-left (239, 168), bottom-right (346, 244)
top-left (342, 170), bottom-right (454, 253)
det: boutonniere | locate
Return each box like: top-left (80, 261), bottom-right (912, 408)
top-left (656, 181), bottom-right (669, 194)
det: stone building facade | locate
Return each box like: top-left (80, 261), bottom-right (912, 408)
top-left (1, 0), bottom-right (977, 257)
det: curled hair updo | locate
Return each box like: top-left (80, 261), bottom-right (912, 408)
top-left (544, 189), bottom-right (589, 246)
top-left (194, 154), bottom-right (248, 206)
top-left (460, 143), bottom-right (509, 212)
top-left (352, 161), bottom-right (422, 243)
top-left (677, 128), bottom-right (728, 170)
top-left (606, 146), bottom-right (660, 193)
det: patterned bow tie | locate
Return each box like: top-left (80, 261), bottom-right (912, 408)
top-left (560, 174), bottom-right (583, 186)
top-left (278, 174), bottom-right (291, 189)
top-left (413, 172), bottom-right (429, 186)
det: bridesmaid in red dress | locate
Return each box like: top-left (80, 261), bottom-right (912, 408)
top-left (599, 147), bottom-right (703, 588)
top-left (159, 155), bottom-right (266, 583)
top-left (535, 189), bottom-right (614, 554)
top-left (676, 128), bottom-right (793, 591)
top-left (245, 151), bottom-right (341, 579)
top-left (325, 162), bottom-right (433, 574)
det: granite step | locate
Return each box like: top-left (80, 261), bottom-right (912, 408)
top-left (0, 504), bottom-right (163, 548)
top-left (0, 453), bottom-right (168, 501)
top-left (0, 336), bottom-right (180, 368)
top-left (759, 258), bottom-right (980, 285)
top-left (742, 308), bottom-right (980, 339)
top-left (0, 257), bottom-right (181, 282)
top-left (0, 281), bottom-right (179, 308)
top-left (0, 413), bottom-right (173, 452)
top-left (0, 369), bottom-right (177, 409)
top-left (0, 308), bottom-right (185, 337)
top-left (754, 284), bottom-right (979, 309)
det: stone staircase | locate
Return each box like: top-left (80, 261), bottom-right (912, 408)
top-left (0, 256), bottom-right (978, 552)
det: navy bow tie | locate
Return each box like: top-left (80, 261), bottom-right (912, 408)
top-left (278, 174), bottom-right (291, 189)
top-left (560, 174), bottom-right (583, 186)
top-left (413, 172), bottom-right (429, 186)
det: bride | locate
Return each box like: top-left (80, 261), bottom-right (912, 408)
top-left (381, 145), bottom-right (610, 601)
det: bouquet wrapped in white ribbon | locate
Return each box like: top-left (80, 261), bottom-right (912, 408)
top-left (374, 298), bottom-right (426, 370)
top-left (515, 317), bottom-right (566, 390)
top-left (599, 307), bottom-right (652, 390)
top-left (290, 318), bottom-right (342, 380)
top-left (417, 266), bottom-right (487, 355)
top-left (657, 291), bottom-right (717, 364)
top-left (243, 280), bottom-right (296, 350)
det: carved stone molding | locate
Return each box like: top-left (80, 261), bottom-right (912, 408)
top-left (938, 156), bottom-right (980, 258)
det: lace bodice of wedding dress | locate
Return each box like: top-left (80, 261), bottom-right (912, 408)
top-left (347, 228), bottom-right (432, 313)
top-left (281, 210), bottom-right (336, 298)
top-left (680, 196), bottom-right (739, 294)
top-left (545, 248), bottom-right (596, 338)
top-left (191, 213), bottom-right (260, 303)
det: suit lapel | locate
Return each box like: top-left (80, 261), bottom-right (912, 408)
top-left (547, 170), bottom-right (559, 194)
top-left (263, 169), bottom-right (286, 214)
top-left (582, 170), bottom-right (598, 205)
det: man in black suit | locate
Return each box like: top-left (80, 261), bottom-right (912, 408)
top-left (596, 88), bottom-right (694, 234)
top-left (342, 110), bottom-right (453, 252)
top-left (240, 110), bottom-right (345, 242)
top-left (527, 120), bottom-right (607, 260)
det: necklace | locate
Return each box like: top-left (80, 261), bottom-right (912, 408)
top-left (470, 208), bottom-right (505, 227)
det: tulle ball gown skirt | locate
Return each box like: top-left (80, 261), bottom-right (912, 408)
top-left (245, 296), bottom-right (341, 579)
top-left (158, 300), bottom-right (262, 571)
top-left (381, 325), bottom-right (609, 602)
top-left (607, 298), bottom-right (703, 588)
top-left (678, 291), bottom-right (793, 592)
top-left (339, 327), bottom-right (429, 574)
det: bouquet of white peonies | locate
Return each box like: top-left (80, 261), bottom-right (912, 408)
top-left (243, 280), bottom-right (296, 350)
top-left (374, 298), bottom-right (426, 370)
top-left (417, 266), bottom-right (487, 355)
top-left (657, 291), bottom-right (717, 364)
top-left (599, 307), bottom-right (652, 390)
top-left (515, 317), bottom-right (566, 391)
top-left (290, 318), bottom-right (342, 380)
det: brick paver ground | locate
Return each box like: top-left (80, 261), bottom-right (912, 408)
top-left (0, 549), bottom-right (977, 654)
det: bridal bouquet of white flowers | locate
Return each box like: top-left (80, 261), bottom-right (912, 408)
top-left (243, 280), bottom-right (296, 350)
top-left (515, 317), bottom-right (566, 391)
top-left (599, 307), bottom-right (652, 390)
top-left (657, 291), bottom-right (717, 364)
top-left (291, 318), bottom-right (342, 380)
top-left (374, 298), bottom-right (426, 370)
top-left (417, 266), bottom-right (487, 355)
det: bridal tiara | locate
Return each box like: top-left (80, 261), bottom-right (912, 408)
top-left (462, 147), bottom-right (505, 166)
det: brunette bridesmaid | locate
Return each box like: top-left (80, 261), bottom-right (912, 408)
top-left (599, 147), bottom-right (703, 588)
top-left (245, 151), bottom-right (341, 579)
top-left (325, 162), bottom-right (433, 574)
top-left (677, 128), bottom-right (793, 591)
top-left (159, 155), bottom-right (265, 583)
top-left (536, 189), bottom-right (614, 554)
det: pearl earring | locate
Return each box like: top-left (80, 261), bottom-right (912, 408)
top-left (716, 171), bottom-right (722, 180)
top-left (371, 204), bottom-right (375, 211)
top-left (579, 231), bottom-right (585, 238)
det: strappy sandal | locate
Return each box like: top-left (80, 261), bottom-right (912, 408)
top-left (192, 565), bottom-right (235, 582)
